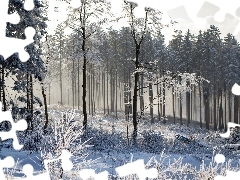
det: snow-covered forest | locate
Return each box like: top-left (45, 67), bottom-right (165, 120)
top-left (1, 0), bottom-right (240, 179)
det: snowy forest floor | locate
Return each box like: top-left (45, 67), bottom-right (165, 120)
top-left (2, 105), bottom-right (240, 179)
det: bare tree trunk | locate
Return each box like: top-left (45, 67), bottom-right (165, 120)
top-left (149, 82), bottom-right (153, 123)
top-left (229, 90), bottom-right (232, 122)
top-left (82, 27), bottom-right (87, 128)
top-left (115, 69), bottom-right (118, 117)
top-left (30, 74), bottom-right (34, 130)
top-left (27, 72), bottom-right (30, 111)
top-left (119, 81), bottom-right (121, 112)
top-left (218, 89), bottom-right (223, 130)
top-left (179, 76), bottom-right (182, 126)
top-left (180, 92), bottom-right (183, 126)
top-left (234, 95), bottom-right (238, 124)
top-left (110, 68), bottom-right (114, 113)
top-left (213, 89), bottom-right (217, 131)
top-left (91, 64), bottom-right (93, 116)
top-left (163, 74), bottom-right (166, 124)
top-left (199, 82), bottom-right (202, 128)
top-left (194, 86), bottom-right (196, 121)
top-left (93, 68), bottom-right (96, 114)
top-left (204, 85), bottom-right (210, 130)
top-left (172, 87), bottom-right (175, 124)
top-left (124, 73), bottom-right (129, 145)
top-left (75, 70), bottom-right (77, 108)
top-left (59, 33), bottom-right (63, 105)
top-left (103, 70), bottom-right (106, 114)
top-left (26, 72), bottom-right (30, 130)
top-left (0, 65), bottom-right (2, 102)
top-left (191, 86), bottom-right (193, 121)
top-left (1, 65), bottom-right (6, 111)
top-left (157, 78), bottom-right (161, 122)
top-left (132, 45), bottom-right (140, 138)
top-left (140, 72), bottom-right (144, 117)
top-left (72, 73), bottom-right (74, 109)
top-left (88, 65), bottom-right (91, 115)
top-left (107, 60), bottom-right (109, 115)
top-left (224, 84), bottom-right (227, 131)
top-left (211, 91), bottom-right (213, 125)
top-left (42, 84), bottom-right (49, 130)
top-left (98, 67), bottom-right (100, 110)
top-left (186, 90), bottom-right (190, 127)
top-left (78, 55), bottom-right (80, 110)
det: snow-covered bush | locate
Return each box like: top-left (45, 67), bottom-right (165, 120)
top-left (81, 126), bottom-right (129, 153)
top-left (39, 109), bottom-right (93, 179)
top-left (16, 108), bottom-right (93, 179)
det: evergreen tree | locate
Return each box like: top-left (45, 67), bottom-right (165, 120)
top-left (3, 0), bottom-right (47, 130)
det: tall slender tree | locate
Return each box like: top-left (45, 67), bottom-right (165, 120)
top-left (67, 0), bottom-right (112, 128)
top-left (123, 1), bottom-right (164, 138)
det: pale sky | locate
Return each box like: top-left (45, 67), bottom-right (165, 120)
top-left (47, 0), bottom-right (240, 43)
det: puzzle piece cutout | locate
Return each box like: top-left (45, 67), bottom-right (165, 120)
top-left (213, 153), bottom-right (240, 180)
top-left (110, 0), bottom-right (240, 41)
top-left (115, 159), bottom-right (158, 180)
top-left (0, 156), bottom-right (15, 179)
top-left (220, 122), bottom-right (240, 138)
top-left (0, 102), bottom-right (27, 150)
top-left (22, 164), bottom-right (51, 180)
top-left (214, 154), bottom-right (225, 164)
top-left (43, 149), bottom-right (73, 173)
top-left (214, 157), bottom-right (240, 180)
top-left (0, 0), bottom-right (36, 62)
top-left (21, 150), bottom-right (73, 179)
top-left (215, 170), bottom-right (240, 180)
top-left (197, 1), bottom-right (240, 37)
top-left (232, 83), bottom-right (240, 96)
top-left (48, 0), bottom-right (82, 22)
top-left (166, 0), bottom-right (240, 39)
top-left (79, 169), bottom-right (109, 180)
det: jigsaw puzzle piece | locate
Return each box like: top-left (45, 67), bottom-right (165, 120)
top-left (197, 1), bottom-right (227, 22)
top-left (24, 0), bottom-right (35, 11)
top-left (232, 83), bottom-right (240, 96)
top-left (0, 0), bottom-right (36, 62)
top-left (220, 122), bottom-right (240, 138)
top-left (209, 14), bottom-right (239, 36)
top-left (233, 8), bottom-right (240, 39)
top-left (43, 150), bottom-right (73, 174)
top-left (0, 156), bottom-right (15, 179)
top-left (215, 170), bottom-right (240, 180)
top-left (0, 102), bottom-right (28, 150)
top-left (58, 149), bottom-right (73, 171)
top-left (0, 26), bottom-right (35, 62)
top-left (0, 0), bottom-right (20, 38)
top-left (197, 1), bottom-right (239, 35)
top-left (115, 159), bottom-right (158, 180)
top-left (22, 164), bottom-right (51, 180)
top-left (79, 169), bottom-right (109, 180)
top-left (214, 154), bottom-right (225, 164)
top-left (69, 0), bottom-right (81, 9)
top-left (236, 7), bottom-right (240, 17)
top-left (21, 150), bottom-right (73, 180)
top-left (167, 5), bottom-right (207, 30)
top-left (197, 1), bottom-right (220, 19)
top-left (168, 6), bottom-right (192, 23)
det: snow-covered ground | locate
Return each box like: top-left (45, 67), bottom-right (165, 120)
top-left (2, 107), bottom-right (240, 179)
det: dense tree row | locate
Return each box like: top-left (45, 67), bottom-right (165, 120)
top-left (2, 0), bottom-right (240, 139)
top-left (47, 24), bottom-right (240, 136)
